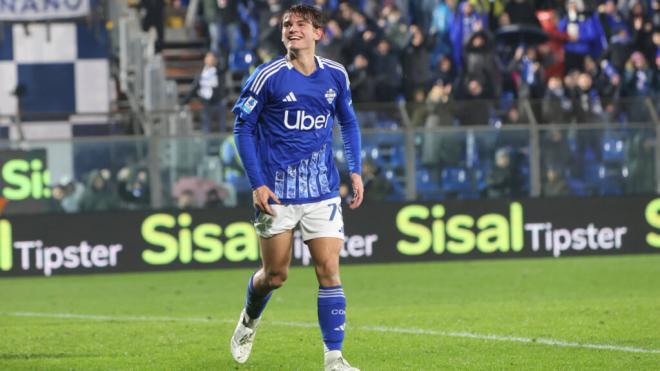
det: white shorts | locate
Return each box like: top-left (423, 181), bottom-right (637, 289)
top-left (253, 197), bottom-right (345, 241)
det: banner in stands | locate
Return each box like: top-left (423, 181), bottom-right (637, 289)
top-left (1, 196), bottom-right (659, 277)
top-left (0, 149), bottom-right (50, 214)
top-left (0, 1), bottom-right (90, 21)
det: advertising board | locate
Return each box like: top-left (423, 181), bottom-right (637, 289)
top-left (0, 197), bottom-right (658, 277)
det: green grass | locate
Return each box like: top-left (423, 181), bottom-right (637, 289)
top-left (1, 255), bottom-right (659, 370)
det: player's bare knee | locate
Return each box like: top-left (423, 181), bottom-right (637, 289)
top-left (315, 261), bottom-right (340, 282)
top-left (266, 269), bottom-right (288, 289)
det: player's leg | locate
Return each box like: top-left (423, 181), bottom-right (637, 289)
top-left (302, 197), bottom-right (359, 371)
top-left (231, 203), bottom-right (298, 364)
top-left (307, 238), bottom-right (358, 371)
top-left (231, 230), bottom-right (294, 363)
top-left (248, 231), bottom-right (294, 318)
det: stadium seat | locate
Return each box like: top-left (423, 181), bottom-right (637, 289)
top-left (601, 136), bottom-right (625, 163)
top-left (416, 168), bottom-right (443, 200)
top-left (441, 166), bottom-right (473, 198)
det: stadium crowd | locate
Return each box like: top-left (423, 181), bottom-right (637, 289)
top-left (178, 0), bottom-right (660, 126)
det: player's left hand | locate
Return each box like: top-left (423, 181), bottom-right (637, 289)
top-left (349, 173), bottom-right (363, 209)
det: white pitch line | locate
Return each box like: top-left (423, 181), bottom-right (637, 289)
top-left (5, 312), bottom-right (660, 355)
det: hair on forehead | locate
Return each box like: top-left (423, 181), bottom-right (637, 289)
top-left (283, 3), bottom-right (326, 29)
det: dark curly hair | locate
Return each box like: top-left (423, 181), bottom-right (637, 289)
top-left (282, 3), bottom-right (326, 29)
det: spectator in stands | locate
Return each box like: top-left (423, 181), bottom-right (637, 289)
top-left (433, 54), bottom-right (457, 87)
top-left (629, 0), bottom-right (656, 63)
top-left (379, 4), bottom-right (410, 52)
top-left (347, 53), bottom-right (375, 103)
top-left (541, 129), bottom-right (572, 174)
top-left (117, 166), bottom-right (150, 209)
top-left (622, 51), bottom-right (654, 121)
top-left (317, 19), bottom-right (346, 64)
top-left (509, 46), bottom-right (546, 102)
top-left (420, 82), bottom-right (460, 183)
top-left (429, 0), bottom-right (455, 65)
top-left (559, 0), bottom-right (603, 71)
top-left (409, 0), bottom-right (437, 33)
top-left (625, 131), bottom-right (656, 194)
top-left (59, 176), bottom-right (85, 213)
top-left (176, 189), bottom-right (197, 209)
top-left (258, 12), bottom-right (286, 61)
top-left (49, 184), bottom-right (65, 213)
top-left (542, 164), bottom-right (570, 196)
top-left (537, 8), bottom-right (569, 79)
top-left (596, 59), bottom-right (622, 121)
top-left (139, 0), bottom-right (165, 53)
top-left (201, 0), bottom-right (220, 54)
top-left (204, 187), bottom-right (232, 208)
top-left (216, 0), bottom-right (243, 54)
top-left (450, 0), bottom-right (487, 67)
top-left (504, 0), bottom-right (541, 27)
top-left (362, 161), bottom-right (394, 202)
top-left (602, 24), bottom-right (634, 73)
top-left (371, 39), bottom-right (403, 102)
top-left (454, 77), bottom-right (494, 125)
top-left (573, 72), bottom-right (604, 123)
top-left (183, 51), bottom-right (227, 133)
top-left (344, 9), bottom-right (380, 61)
top-left (410, 88), bottom-right (430, 128)
top-left (542, 76), bottom-right (573, 123)
top-left (463, 30), bottom-right (501, 98)
top-left (79, 170), bottom-right (120, 212)
top-left (485, 147), bottom-right (521, 198)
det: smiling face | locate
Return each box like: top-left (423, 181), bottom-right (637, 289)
top-left (281, 11), bottom-right (323, 53)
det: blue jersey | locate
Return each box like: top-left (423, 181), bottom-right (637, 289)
top-left (232, 56), bottom-right (362, 204)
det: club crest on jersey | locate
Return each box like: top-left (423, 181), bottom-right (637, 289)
top-left (241, 97), bottom-right (258, 114)
top-left (325, 88), bottom-right (336, 104)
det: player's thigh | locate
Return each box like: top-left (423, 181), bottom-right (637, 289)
top-left (259, 230), bottom-right (294, 272)
top-left (306, 237), bottom-right (343, 268)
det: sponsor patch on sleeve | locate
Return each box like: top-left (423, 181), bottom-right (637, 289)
top-left (241, 96), bottom-right (258, 114)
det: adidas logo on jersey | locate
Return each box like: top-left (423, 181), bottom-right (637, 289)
top-left (282, 92), bottom-right (297, 102)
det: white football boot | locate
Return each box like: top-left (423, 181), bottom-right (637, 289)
top-left (324, 350), bottom-right (360, 371)
top-left (230, 309), bottom-right (260, 363)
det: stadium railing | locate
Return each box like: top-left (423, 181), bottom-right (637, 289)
top-left (0, 97), bottom-right (657, 215)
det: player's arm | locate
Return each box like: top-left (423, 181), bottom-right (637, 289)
top-left (335, 76), bottom-right (364, 209)
top-left (232, 79), bottom-right (281, 215)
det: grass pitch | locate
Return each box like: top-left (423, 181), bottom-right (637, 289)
top-left (1, 255), bottom-right (659, 370)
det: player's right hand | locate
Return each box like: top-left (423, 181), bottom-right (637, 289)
top-left (253, 185), bottom-right (281, 216)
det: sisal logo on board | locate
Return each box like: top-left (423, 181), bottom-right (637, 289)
top-left (395, 202), bottom-right (632, 258)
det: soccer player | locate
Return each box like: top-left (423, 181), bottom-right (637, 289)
top-left (229, 4), bottom-right (363, 371)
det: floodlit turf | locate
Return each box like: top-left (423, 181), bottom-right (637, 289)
top-left (1, 255), bottom-right (659, 370)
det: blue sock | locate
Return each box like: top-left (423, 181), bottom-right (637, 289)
top-left (317, 285), bottom-right (346, 351)
top-left (244, 273), bottom-right (272, 319)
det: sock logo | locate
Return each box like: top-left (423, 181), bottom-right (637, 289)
top-left (334, 323), bottom-right (345, 331)
top-left (331, 309), bottom-right (345, 315)
top-left (0, 220), bottom-right (12, 271)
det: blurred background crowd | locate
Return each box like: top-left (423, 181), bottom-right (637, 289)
top-left (41, 0), bottom-right (660, 213)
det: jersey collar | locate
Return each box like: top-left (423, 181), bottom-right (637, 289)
top-left (284, 55), bottom-right (325, 70)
